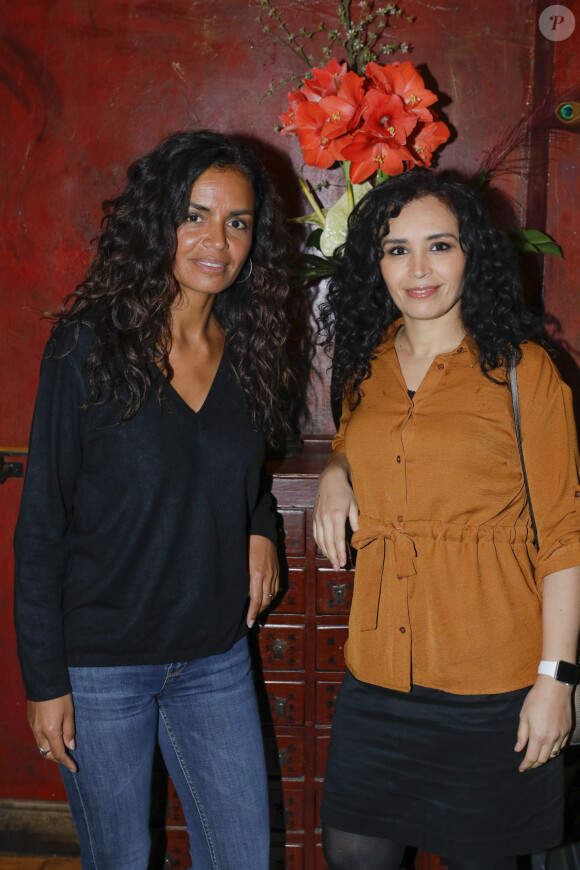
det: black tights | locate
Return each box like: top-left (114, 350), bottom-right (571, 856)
top-left (322, 826), bottom-right (518, 870)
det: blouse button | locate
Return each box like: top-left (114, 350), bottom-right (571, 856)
top-left (437, 363), bottom-right (444, 370)
top-left (575, 490), bottom-right (580, 498)
top-left (396, 455), bottom-right (401, 463)
top-left (397, 515), bottom-right (404, 523)
top-left (396, 573), bottom-right (402, 580)
top-left (399, 626), bottom-right (406, 634)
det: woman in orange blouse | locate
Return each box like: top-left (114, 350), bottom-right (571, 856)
top-left (313, 168), bottom-right (580, 870)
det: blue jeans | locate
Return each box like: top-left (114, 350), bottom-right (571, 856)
top-left (60, 637), bottom-right (269, 870)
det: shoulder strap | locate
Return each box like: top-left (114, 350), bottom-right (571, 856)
top-left (508, 352), bottom-right (539, 550)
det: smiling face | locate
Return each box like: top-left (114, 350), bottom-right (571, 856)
top-left (380, 195), bottom-right (466, 328)
top-left (173, 165), bottom-right (255, 298)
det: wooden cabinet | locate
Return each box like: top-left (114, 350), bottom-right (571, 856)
top-left (253, 439), bottom-right (445, 870)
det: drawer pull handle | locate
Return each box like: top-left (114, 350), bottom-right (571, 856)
top-left (331, 583), bottom-right (346, 605)
top-left (272, 697), bottom-right (288, 717)
top-left (272, 638), bottom-right (288, 660)
top-left (278, 748), bottom-right (287, 771)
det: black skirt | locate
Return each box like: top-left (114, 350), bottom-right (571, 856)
top-left (321, 670), bottom-right (564, 859)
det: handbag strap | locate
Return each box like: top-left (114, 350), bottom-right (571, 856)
top-left (508, 351), bottom-right (539, 549)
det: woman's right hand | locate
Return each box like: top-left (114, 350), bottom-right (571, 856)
top-left (313, 454), bottom-right (359, 570)
top-left (27, 694), bottom-right (78, 772)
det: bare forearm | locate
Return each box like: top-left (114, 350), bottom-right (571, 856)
top-left (541, 566), bottom-right (580, 662)
top-left (515, 567), bottom-right (580, 771)
top-left (314, 451), bottom-right (358, 570)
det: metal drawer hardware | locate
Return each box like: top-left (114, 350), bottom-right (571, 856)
top-left (0, 447), bottom-right (28, 484)
top-left (331, 583), bottom-right (347, 605)
top-left (272, 638), bottom-right (288, 660)
top-left (278, 748), bottom-right (287, 771)
top-left (272, 697), bottom-right (288, 717)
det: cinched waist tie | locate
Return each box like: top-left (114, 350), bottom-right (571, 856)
top-left (351, 517), bottom-right (417, 630)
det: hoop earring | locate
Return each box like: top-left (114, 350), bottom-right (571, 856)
top-left (236, 258), bottom-right (253, 283)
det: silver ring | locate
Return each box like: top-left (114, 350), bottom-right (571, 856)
top-left (38, 746), bottom-right (51, 758)
top-left (266, 593), bottom-right (274, 599)
top-left (550, 749), bottom-right (560, 758)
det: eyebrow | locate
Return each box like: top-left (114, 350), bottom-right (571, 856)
top-left (383, 232), bottom-right (459, 243)
top-left (188, 202), bottom-right (254, 216)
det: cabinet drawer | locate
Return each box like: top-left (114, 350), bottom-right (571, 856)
top-left (262, 680), bottom-right (306, 725)
top-left (270, 783), bottom-right (305, 832)
top-left (166, 779), bottom-right (185, 826)
top-left (315, 681), bottom-right (341, 725)
top-left (315, 842), bottom-right (327, 869)
top-left (270, 843), bottom-right (305, 870)
top-left (315, 625), bottom-right (348, 671)
top-left (165, 828), bottom-right (191, 868)
top-left (315, 733), bottom-right (330, 778)
top-left (279, 509), bottom-right (306, 556)
top-left (315, 779), bottom-right (324, 830)
top-left (259, 624), bottom-right (305, 670)
top-left (316, 568), bottom-right (354, 613)
top-left (264, 731), bottom-right (305, 778)
top-left (278, 567), bottom-right (306, 613)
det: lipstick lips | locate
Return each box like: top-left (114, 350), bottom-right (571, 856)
top-left (405, 285), bottom-right (439, 299)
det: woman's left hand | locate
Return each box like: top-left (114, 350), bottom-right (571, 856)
top-left (247, 534), bottom-right (279, 627)
top-left (515, 676), bottom-right (573, 771)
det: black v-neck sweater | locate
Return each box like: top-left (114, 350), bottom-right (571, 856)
top-left (14, 323), bottom-right (277, 701)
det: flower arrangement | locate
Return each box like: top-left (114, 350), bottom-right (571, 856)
top-left (279, 58), bottom-right (449, 184)
top-left (259, 1), bottom-right (452, 270)
top-left (258, 0), bottom-right (561, 273)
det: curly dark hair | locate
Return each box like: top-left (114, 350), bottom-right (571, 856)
top-left (318, 167), bottom-right (543, 410)
top-left (51, 130), bottom-right (290, 443)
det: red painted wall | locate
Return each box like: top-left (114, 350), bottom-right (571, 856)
top-left (1, 0), bottom-right (578, 803)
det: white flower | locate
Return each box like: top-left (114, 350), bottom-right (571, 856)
top-left (319, 181), bottom-right (373, 257)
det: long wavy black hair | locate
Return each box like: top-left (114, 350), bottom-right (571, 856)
top-left (51, 130), bottom-right (290, 443)
top-left (318, 167), bottom-right (543, 411)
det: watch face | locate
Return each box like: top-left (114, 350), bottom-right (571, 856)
top-left (555, 661), bottom-right (579, 685)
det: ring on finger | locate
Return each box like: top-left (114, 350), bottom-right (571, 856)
top-left (38, 746), bottom-right (51, 758)
top-left (266, 592), bottom-right (274, 599)
top-left (550, 748), bottom-right (560, 758)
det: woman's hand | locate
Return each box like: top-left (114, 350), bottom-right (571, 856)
top-left (247, 534), bottom-right (280, 627)
top-left (313, 454), bottom-right (359, 571)
top-left (515, 676), bottom-right (573, 771)
top-left (27, 694), bottom-right (78, 773)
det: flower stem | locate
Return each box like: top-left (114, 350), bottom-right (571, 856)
top-left (299, 178), bottom-right (326, 226)
top-left (342, 161), bottom-right (354, 211)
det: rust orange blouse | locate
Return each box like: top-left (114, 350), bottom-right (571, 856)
top-left (331, 320), bottom-right (580, 695)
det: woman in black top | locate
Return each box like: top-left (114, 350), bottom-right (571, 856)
top-left (14, 130), bottom-right (290, 870)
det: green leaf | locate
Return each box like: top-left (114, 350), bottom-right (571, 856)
top-left (294, 252), bottom-right (337, 280)
top-left (290, 209), bottom-right (328, 228)
top-left (520, 229), bottom-right (553, 243)
top-left (510, 229), bottom-right (563, 258)
top-left (306, 227), bottom-right (323, 250)
top-left (470, 169), bottom-right (490, 191)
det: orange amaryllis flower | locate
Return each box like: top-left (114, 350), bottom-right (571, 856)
top-left (301, 58), bottom-right (348, 102)
top-left (295, 101), bottom-right (347, 169)
top-left (366, 61), bottom-right (438, 122)
top-left (408, 120), bottom-right (451, 165)
top-left (362, 90), bottom-right (418, 144)
top-left (319, 71), bottom-right (366, 139)
top-left (343, 131), bottom-right (416, 183)
top-left (279, 87), bottom-right (307, 135)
